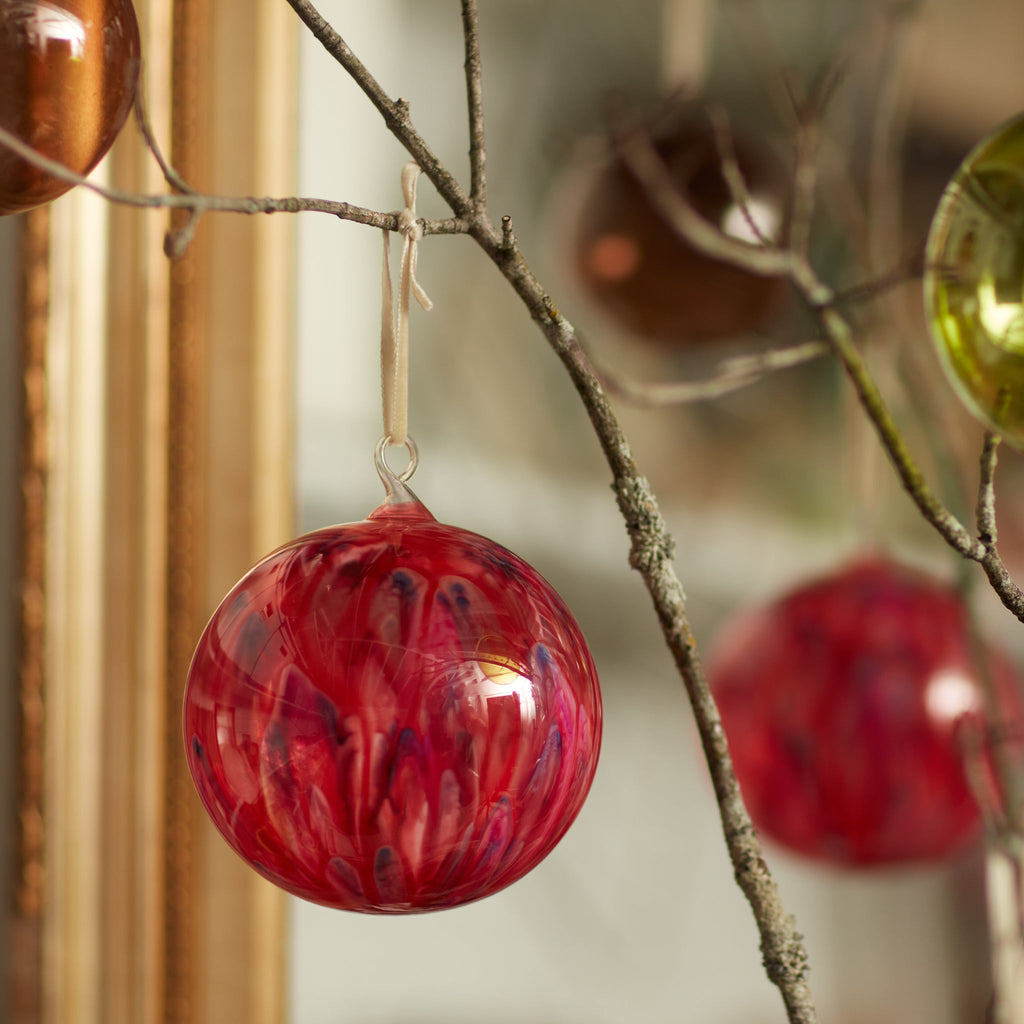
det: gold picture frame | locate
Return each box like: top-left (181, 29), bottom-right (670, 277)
top-left (9, 1), bottom-right (296, 1021)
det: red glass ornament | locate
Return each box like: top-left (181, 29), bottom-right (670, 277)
top-left (707, 556), bottom-right (1022, 867)
top-left (0, 0), bottom-right (141, 215)
top-left (183, 448), bottom-right (602, 912)
top-left (572, 117), bottom-right (789, 345)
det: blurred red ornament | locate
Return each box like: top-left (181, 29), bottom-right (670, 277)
top-left (0, 0), bottom-right (141, 215)
top-left (183, 461), bottom-right (602, 913)
top-left (708, 556), bottom-right (1022, 867)
top-left (572, 118), bottom-right (789, 344)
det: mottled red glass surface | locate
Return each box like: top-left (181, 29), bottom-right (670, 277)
top-left (708, 556), bottom-right (1022, 867)
top-left (0, 0), bottom-right (141, 215)
top-left (573, 118), bottom-right (789, 345)
top-left (183, 496), bottom-right (602, 913)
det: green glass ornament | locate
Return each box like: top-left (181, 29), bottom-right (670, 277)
top-left (924, 113), bottom-right (1024, 445)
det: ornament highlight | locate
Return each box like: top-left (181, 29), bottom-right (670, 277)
top-left (183, 444), bottom-right (602, 912)
top-left (708, 556), bottom-right (1022, 867)
top-left (0, 0), bottom-right (141, 215)
top-left (924, 113), bottom-right (1024, 445)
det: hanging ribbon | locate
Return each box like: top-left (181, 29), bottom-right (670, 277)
top-left (381, 162), bottom-right (433, 447)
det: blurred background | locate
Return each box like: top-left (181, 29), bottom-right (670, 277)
top-left (288, 1), bottom-right (1024, 1022)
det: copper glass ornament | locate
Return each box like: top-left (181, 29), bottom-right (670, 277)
top-left (0, 0), bottom-right (141, 214)
top-left (573, 118), bottom-right (789, 345)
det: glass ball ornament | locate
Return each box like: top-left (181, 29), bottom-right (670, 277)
top-left (924, 113), bottom-right (1024, 445)
top-left (571, 116), bottom-right (789, 345)
top-left (183, 443), bottom-right (602, 913)
top-left (707, 556), bottom-right (1022, 867)
top-left (0, 0), bottom-right (141, 215)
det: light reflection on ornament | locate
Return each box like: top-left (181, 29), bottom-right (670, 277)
top-left (720, 196), bottom-right (781, 245)
top-left (925, 669), bottom-right (983, 726)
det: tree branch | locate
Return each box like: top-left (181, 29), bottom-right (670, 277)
top-left (977, 432), bottom-right (1001, 549)
top-left (281, 0), bottom-right (474, 221)
top-left (789, 258), bottom-right (981, 556)
top-left (611, 103), bottom-right (1024, 629)
top-left (460, 0), bottom-right (487, 210)
top-left (0, 122), bottom-right (468, 244)
top-left (133, 83), bottom-right (193, 195)
top-left (471, 246), bottom-right (819, 1024)
top-left (974, 436), bottom-right (1024, 621)
top-left (600, 339), bottom-right (828, 407)
top-left (615, 125), bottom-right (794, 277)
top-left (446, 7), bottom-right (818, 1018)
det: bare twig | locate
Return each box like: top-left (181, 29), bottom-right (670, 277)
top-left (973, 436), bottom-right (1024, 622)
top-left (133, 84), bottom-right (193, 196)
top-left (0, 122), bottom-right (468, 239)
top-left (790, 256), bottom-right (983, 556)
top-left (613, 91), bottom-right (1024, 627)
top-left (601, 339), bottom-right (828, 407)
top-left (615, 126), bottom-right (793, 277)
top-left (786, 62), bottom-right (848, 260)
top-left (501, 214), bottom-right (515, 251)
top-left (461, 0), bottom-right (487, 210)
top-left (832, 251), bottom-right (924, 306)
top-left (281, 0), bottom-right (474, 223)
top-left (707, 105), bottom-right (773, 246)
top-left (790, 258), bottom-right (1024, 624)
top-left (977, 432), bottom-right (1001, 548)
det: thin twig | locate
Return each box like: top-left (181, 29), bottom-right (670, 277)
top-left (979, 547), bottom-right (1024, 626)
top-left (786, 64), bottom-right (843, 260)
top-left (601, 339), bottom-right (828, 407)
top-left (460, 0), bottom-right (487, 210)
top-left (0, 122), bottom-right (468, 237)
top-left (615, 125), bottom-right (793, 277)
top-left (501, 214), bottom-right (515, 251)
top-left (977, 432), bottom-right (1001, 548)
top-left (789, 255), bottom-right (983, 557)
top-left (963, 442), bottom-right (1024, 838)
top-left (627, 133), bottom-right (1024, 621)
top-left (790, 258), bottom-right (1024, 622)
top-left (974, 435), bottom-right (1024, 621)
top-left (133, 83), bottom-right (193, 195)
top-left (707, 105), bottom-right (773, 246)
top-left (281, 0), bottom-right (474, 221)
top-left (832, 251), bottom-right (924, 306)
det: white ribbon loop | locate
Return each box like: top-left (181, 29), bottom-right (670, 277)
top-left (381, 162), bottom-right (433, 446)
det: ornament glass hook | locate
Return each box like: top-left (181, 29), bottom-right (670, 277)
top-left (376, 434), bottom-right (420, 504)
